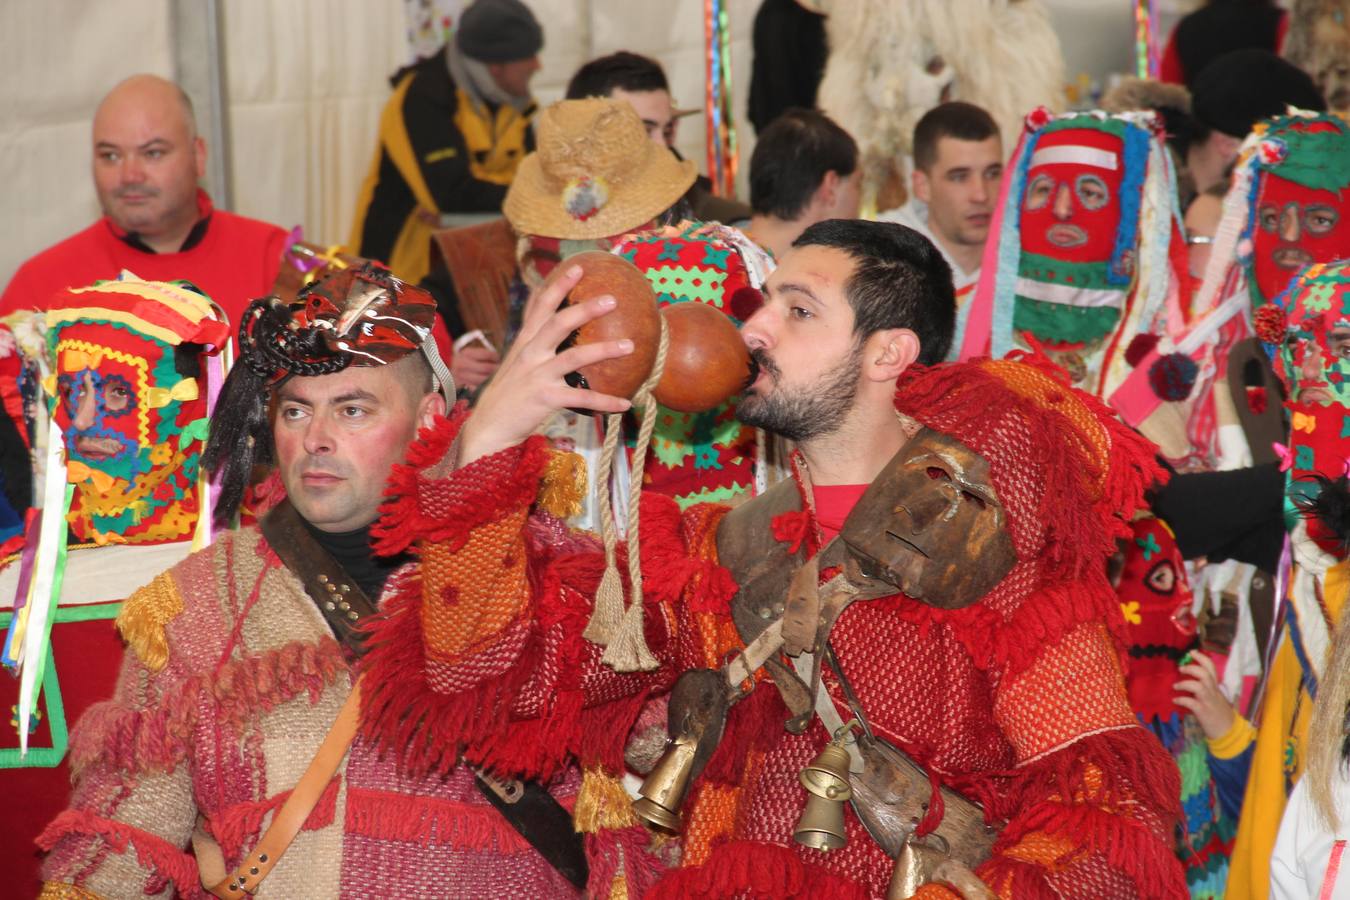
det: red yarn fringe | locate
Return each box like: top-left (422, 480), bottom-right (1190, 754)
top-left (342, 786), bottom-right (568, 851)
top-left (962, 727), bottom-right (1186, 899)
top-left (371, 410), bottom-right (551, 556)
top-left (37, 809), bottom-right (203, 898)
top-left (586, 825), bottom-right (667, 899)
top-left (893, 361), bottom-right (1165, 584)
top-left (700, 686), bottom-right (788, 785)
top-left (205, 776), bottom-right (341, 857)
top-left (644, 840), bottom-right (869, 900)
top-left (357, 568), bottom-right (544, 777)
top-left (69, 637), bottom-right (347, 779)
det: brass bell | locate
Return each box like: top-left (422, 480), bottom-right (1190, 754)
top-left (793, 740), bottom-right (853, 852)
top-left (631, 732), bottom-right (698, 833)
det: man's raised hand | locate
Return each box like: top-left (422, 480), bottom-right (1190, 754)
top-left (456, 264), bottom-right (634, 467)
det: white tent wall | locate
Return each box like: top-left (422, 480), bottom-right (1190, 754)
top-left (0, 2), bottom-right (175, 293)
top-left (0, 0), bottom-right (1203, 297)
top-left (0, 0), bottom-right (759, 296)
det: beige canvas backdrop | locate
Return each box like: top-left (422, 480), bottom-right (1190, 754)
top-left (0, 0), bottom-right (759, 297)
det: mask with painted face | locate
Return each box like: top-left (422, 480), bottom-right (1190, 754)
top-left (1115, 517), bottom-right (1197, 720)
top-left (43, 279), bottom-right (229, 544)
top-left (841, 427), bottom-right (1017, 609)
top-left (989, 109), bottom-right (1181, 400)
top-left (1247, 116), bottom-right (1350, 306)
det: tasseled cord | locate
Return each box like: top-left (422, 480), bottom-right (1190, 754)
top-left (582, 319), bottom-right (670, 672)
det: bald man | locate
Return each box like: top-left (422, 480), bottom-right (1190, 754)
top-left (0, 74), bottom-right (287, 326)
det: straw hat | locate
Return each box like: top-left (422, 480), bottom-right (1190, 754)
top-left (504, 98), bottom-right (697, 240)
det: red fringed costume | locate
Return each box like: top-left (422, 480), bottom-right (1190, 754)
top-left (360, 358), bottom-right (1187, 899)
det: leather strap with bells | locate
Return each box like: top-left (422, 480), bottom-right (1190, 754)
top-left (197, 678), bottom-right (363, 897)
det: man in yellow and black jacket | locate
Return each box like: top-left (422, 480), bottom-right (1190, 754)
top-left (349, 0), bottom-right (542, 284)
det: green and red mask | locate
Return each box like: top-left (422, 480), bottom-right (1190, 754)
top-left (614, 222), bottom-right (771, 507)
top-left (1242, 114), bottom-right (1350, 309)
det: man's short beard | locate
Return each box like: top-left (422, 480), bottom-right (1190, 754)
top-left (736, 342), bottom-right (863, 442)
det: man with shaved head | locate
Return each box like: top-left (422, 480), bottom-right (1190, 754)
top-left (0, 74), bottom-right (287, 326)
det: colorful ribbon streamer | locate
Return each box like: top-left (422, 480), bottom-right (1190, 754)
top-left (1134, 0), bottom-right (1161, 79)
top-left (704, 0), bottom-right (738, 197)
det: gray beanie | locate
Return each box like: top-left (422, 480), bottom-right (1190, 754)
top-left (455, 0), bottom-right (544, 63)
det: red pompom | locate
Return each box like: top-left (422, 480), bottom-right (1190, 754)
top-left (728, 286), bottom-right (764, 323)
top-left (1025, 106), bottom-right (1053, 131)
top-left (1254, 304), bottom-right (1288, 346)
top-left (1148, 353), bottom-right (1199, 401)
top-left (1124, 333), bottom-right (1160, 368)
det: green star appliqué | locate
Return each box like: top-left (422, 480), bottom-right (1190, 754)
top-left (1135, 532), bottom-right (1161, 561)
top-left (701, 245), bottom-right (731, 268)
top-left (657, 241), bottom-right (683, 262)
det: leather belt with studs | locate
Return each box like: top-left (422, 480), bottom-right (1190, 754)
top-left (259, 500), bottom-right (380, 658)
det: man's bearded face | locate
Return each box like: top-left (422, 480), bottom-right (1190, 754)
top-left (1252, 173), bottom-right (1350, 303)
top-left (736, 341), bottom-right (862, 442)
top-left (841, 428), bottom-right (1017, 609)
top-left (1020, 129), bottom-right (1125, 265)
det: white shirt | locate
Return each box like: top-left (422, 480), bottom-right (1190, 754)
top-left (876, 199), bottom-right (980, 293)
top-left (1272, 772), bottom-right (1350, 899)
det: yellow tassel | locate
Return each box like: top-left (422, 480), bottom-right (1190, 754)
top-left (538, 449), bottom-right (587, 520)
top-left (601, 597), bottom-right (660, 672)
top-left (573, 765), bottom-right (638, 833)
top-left (115, 571), bottom-right (184, 672)
top-left (607, 873), bottom-right (629, 900)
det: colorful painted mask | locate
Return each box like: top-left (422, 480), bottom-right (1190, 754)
top-left (44, 279), bottom-right (228, 544)
top-left (1260, 260), bottom-right (1350, 519)
top-left (1116, 517), bottom-right (1197, 720)
top-left (977, 109), bottom-right (1180, 401)
top-left (1244, 115), bottom-right (1350, 309)
top-left (1019, 127), bottom-right (1126, 266)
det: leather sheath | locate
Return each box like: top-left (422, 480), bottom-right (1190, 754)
top-left (474, 773), bottom-right (590, 891)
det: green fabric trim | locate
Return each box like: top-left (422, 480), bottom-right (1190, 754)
top-left (1041, 115), bottom-right (1129, 142)
top-left (0, 648), bottom-right (68, 769)
top-left (0, 602), bottom-right (123, 630)
top-left (0, 602), bottom-right (120, 768)
top-left (1018, 252), bottom-right (1118, 291)
top-left (1013, 296), bottom-right (1121, 344)
top-left (1261, 126), bottom-right (1350, 193)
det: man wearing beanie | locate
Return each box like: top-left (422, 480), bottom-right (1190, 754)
top-left (1186, 48), bottom-right (1326, 194)
top-left (350, 0), bottom-right (543, 284)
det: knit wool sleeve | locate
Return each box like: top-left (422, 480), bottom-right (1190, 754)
top-left (359, 410), bottom-right (738, 782)
top-left (975, 621), bottom-right (1189, 899)
top-left (36, 637), bottom-right (201, 899)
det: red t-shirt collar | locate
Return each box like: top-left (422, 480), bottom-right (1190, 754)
top-left (104, 187), bottom-right (214, 250)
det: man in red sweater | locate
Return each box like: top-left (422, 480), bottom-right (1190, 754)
top-left (0, 74), bottom-right (287, 329)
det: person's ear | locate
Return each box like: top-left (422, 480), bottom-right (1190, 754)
top-left (418, 390), bottom-right (447, 431)
top-left (912, 167), bottom-right (932, 205)
top-left (193, 135), bottom-right (207, 181)
top-left (813, 170), bottom-right (841, 214)
top-left (865, 327), bottom-right (921, 383)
